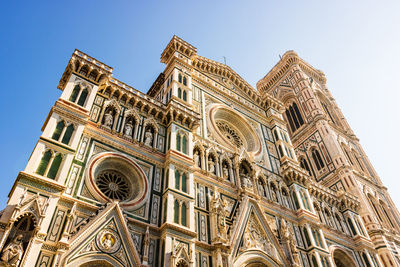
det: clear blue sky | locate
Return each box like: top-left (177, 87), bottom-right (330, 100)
top-left (1, 1), bottom-right (399, 208)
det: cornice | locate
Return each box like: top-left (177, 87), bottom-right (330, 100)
top-left (257, 50), bottom-right (327, 94)
top-left (161, 35), bottom-right (197, 64)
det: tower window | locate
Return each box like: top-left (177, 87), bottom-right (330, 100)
top-left (311, 148), bottom-right (325, 171)
top-left (183, 90), bottom-right (187, 101)
top-left (36, 150), bottom-right (63, 179)
top-left (174, 170), bottom-right (188, 193)
top-left (176, 132), bottom-right (188, 154)
top-left (285, 102), bottom-right (304, 132)
top-left (183, 76), bottom-right (187, 86)
top-left (178, 88), bottom-right (182, 98)
top-left (69, 84), bottom-right (89, 107)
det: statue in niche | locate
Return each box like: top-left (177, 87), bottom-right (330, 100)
top-left (104, 110), bottom-right (114, 128)
top-left (258, 180), bottom-right (266, 197)
top-left (144, 128), bottom-right (153, 146)
top-left (210, 190), bottom-right (228, 241)
top-left (194, 150), bottom-right (200, 168)
top-left (1, 234), bottom-right (24, 267)
top-left (222, 163), bottom-right (229, 179)
top-left (239, 167), bottom-right (252, 188)
top-left (280, 219), bottom-right (301, 266)
top-left (208, 158), bottom-right (215, 174)
top-left (124, 119), bottom-right (133, 137)
top-left (143, 227), bottom-right (150, 261)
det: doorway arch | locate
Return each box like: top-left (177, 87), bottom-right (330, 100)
top-left (332, 248), bottom-right (357, 267)
top-left (67, 254), bottom-right (124, 267)
top-left (234, 250), bottom-right (280, 267)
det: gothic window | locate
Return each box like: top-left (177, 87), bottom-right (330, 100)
top-left (79, 66), bottom-right (88, 76)
top-left (321, 256), bottom-right (330, 267)
top-left (69, 84), bottom-right (89, 107)
top-left (176, 132), bottom-right (188, 154)
top-left (278, 145), bottom-right (285, 158)
top-left (368, 195), bottom-right (383, 222)
top-left (353, 151), bottom-right (365, 172)
top-left (36, 150), bottom-right (63, 179)
top-left (362, 253), bottom-right (372, 267)
top-left (77, 88), bottom-right (88, 106)
top-left (285, 102), bottom-right (304, 132)
top-left (300, 157), bottom-right (313, 176)
top-left (343, 147), bottom-right (354, 165)
top-left (181, 202), bottom-right (187, 226)
top-left (88, 70), bottom-right (97, 81)
top-left (69, 85), bottom-right (80, 102)
top-left (311, 148), bottom-right (325, 171)
top-left (292, 192), bottom-right (300, 210)
top-left (334, 213), bottom-right (344, 232)
top-left (183, 90), bottom-right (187, 101)
top-left (322, 102), bottom-right (335, 123)
top-left (61, 124), bottom-right (74, 145)
top-left (36, 150), bottom-right (52, 176)
top-left (311, 255), bottom-right (318, 267)
top-left (311, 228), bottom-right (323, 247)
top-left (300, 190), bottom-right (310, 210)
top-left (47, 153), bottom-right (63, 179)
top-left (303, 227), bottom-right (311, 247)
top-left (347, 217), bottom-right (357, 236)
top-left (183, 76), bottom-right (187, 86)
top-left (174, 200), bottom-right (179, 224)
top-left (52, 120), bottom-right (65, 141)
top-left (355, 217), bottom-right (366, 236)
top-left (178, 88), bottom-right (182, 98)
top-left (178, 73), bottom-right (182, 83)
top-left (174, 170), bottom-right (188, 193)
top-left (380, 201), bottom-right (395, 228)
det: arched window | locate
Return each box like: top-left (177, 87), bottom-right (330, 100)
top-left (182, 136), bottom-right (187, 154)
top-left (292, 192), bottom-right (300, 210)
top-left (285, 102), bottom-right (304, 132)
top-left (178, 88), bottom-right (182, 98)
top-left (69, 85), bottom-right (80, 102)
top-left (181, 202), bottom-right (187, 226)
top-left (353, 152), bottom-right (365, 172)
top-left (52, 120), bottom-right (65, 141)
top-left (175, 170), bottom-right (180, 190)
top-left (278, 145), bottom-right (284, 158)
top-left (303, 227), bottom-right (311, 247)
top-left (61, 124), bottom-right (74, 145)
top-left (178, 73), bottom-right (182, 83)
top-left (335, 213), bottom-right (344, 232)
top-left (322, 102), bottom-right (335, 123)
top-left (300, 157), bottom-right (313, 176)
top-left (368, 195), bottom-right (383, 222)
top-left (36, 150), bottom-right (52, 176)
top-left (311, 255), bottom-right (318, 267)
top-left (183, 90), bottom-right (187, 101)
top-left (300, 190), bottom-right (310, 210)
top-left (79, 66), bottom-right (88, 76)
top-left (176, 134), bottom-right (181, 151)
top-left (312, 228), bottom-right (323, 247)
top-left (183, 76), bottom-right (187, 86)
top-left (362, 253), bottom-right (372, 267)
top-left (380, 202), bottom-right (395, 228)
top-left (77, 88), bottom-right (88, 106)
top-left (88, 71), bottom-right (97, 81)
top-left (311, 148), bottom-right (325, 171)
top-left (347, 218), bottom-right (357, 236)
top-left (181, 173), bottom-right (187, 193)
top-left (174, 200), bottom-right (179, 224)
top-left (47, 153), bottom-right (62, 179)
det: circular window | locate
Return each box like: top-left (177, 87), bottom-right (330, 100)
top-left (85, 152), bottom-right (148, 210)
top-left (95, 170), bottom-right (131, 201)
top-left (207, 104), bottom-right (261, 153)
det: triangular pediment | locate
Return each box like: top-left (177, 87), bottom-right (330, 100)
top-left (229, 197), bottom-right (289, 266)
top-left (61, 202), bottom-right (141, 267)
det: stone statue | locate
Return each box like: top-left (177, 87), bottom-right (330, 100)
top-left (208, 159), bottom-right (215, 174)
top-left (258, 180), bottom-right (265, 197)
top-left (124, 120), bottom-right (133, 137)
top-left (144, 128), bottom-right (153, 146)
top-left (1, 234), bottom-right (24, 267)
top-left (143, 226), bottom-right (150, 261)
top-left (210, 190), bottom-right (228, 241)
top-left (240, 168), bottom-right (252, 188)
top-left (194, 150), bottom-right (200, 167)
top-left (104, 110), bottom-right (114, 128)
top-left (222, 164), bottom-right (229, 179)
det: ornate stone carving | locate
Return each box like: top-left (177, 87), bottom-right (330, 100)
top-left (96, 229), bottom-right (120, 253)
top-left (1, 235), bottom-right (24, 267)
top-left (216, 121), bottom-right (243, 148)
top-left (210, 190), bottom-right (229, 242)
top-left (144, 129), bottom-right (153, 146)
top-left (104, 110), bottom-right (114, 128)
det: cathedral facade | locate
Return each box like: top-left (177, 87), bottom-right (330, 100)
top-left (0, 36), bottom-right (399, 267)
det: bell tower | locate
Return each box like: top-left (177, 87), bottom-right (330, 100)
top-left (257, 51), bottom-right (400, 266)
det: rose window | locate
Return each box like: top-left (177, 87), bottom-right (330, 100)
top-left (96, 170), bottom-right (131, 201)
top-left (216, 121), bottom-right (244, 148)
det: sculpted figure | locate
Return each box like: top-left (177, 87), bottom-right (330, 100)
top-left (104, 110), bottom-right (114, 128)
top-left (194, 150), bottom-right (200, 167)
top-left (208, 158), bottom-right (215, 174)
top-left (144, 128), bottom-right (153, 146)
top-left (1, 234), bottom-right (24, 267)
top-left (240, 168), bottom-right (252, 188)
top-left (222, 164), bottom-right (229, 179)
top-left (102, 233), bottom-right (113, 250)
top-left (124, 120), bottom-right (133, 137)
